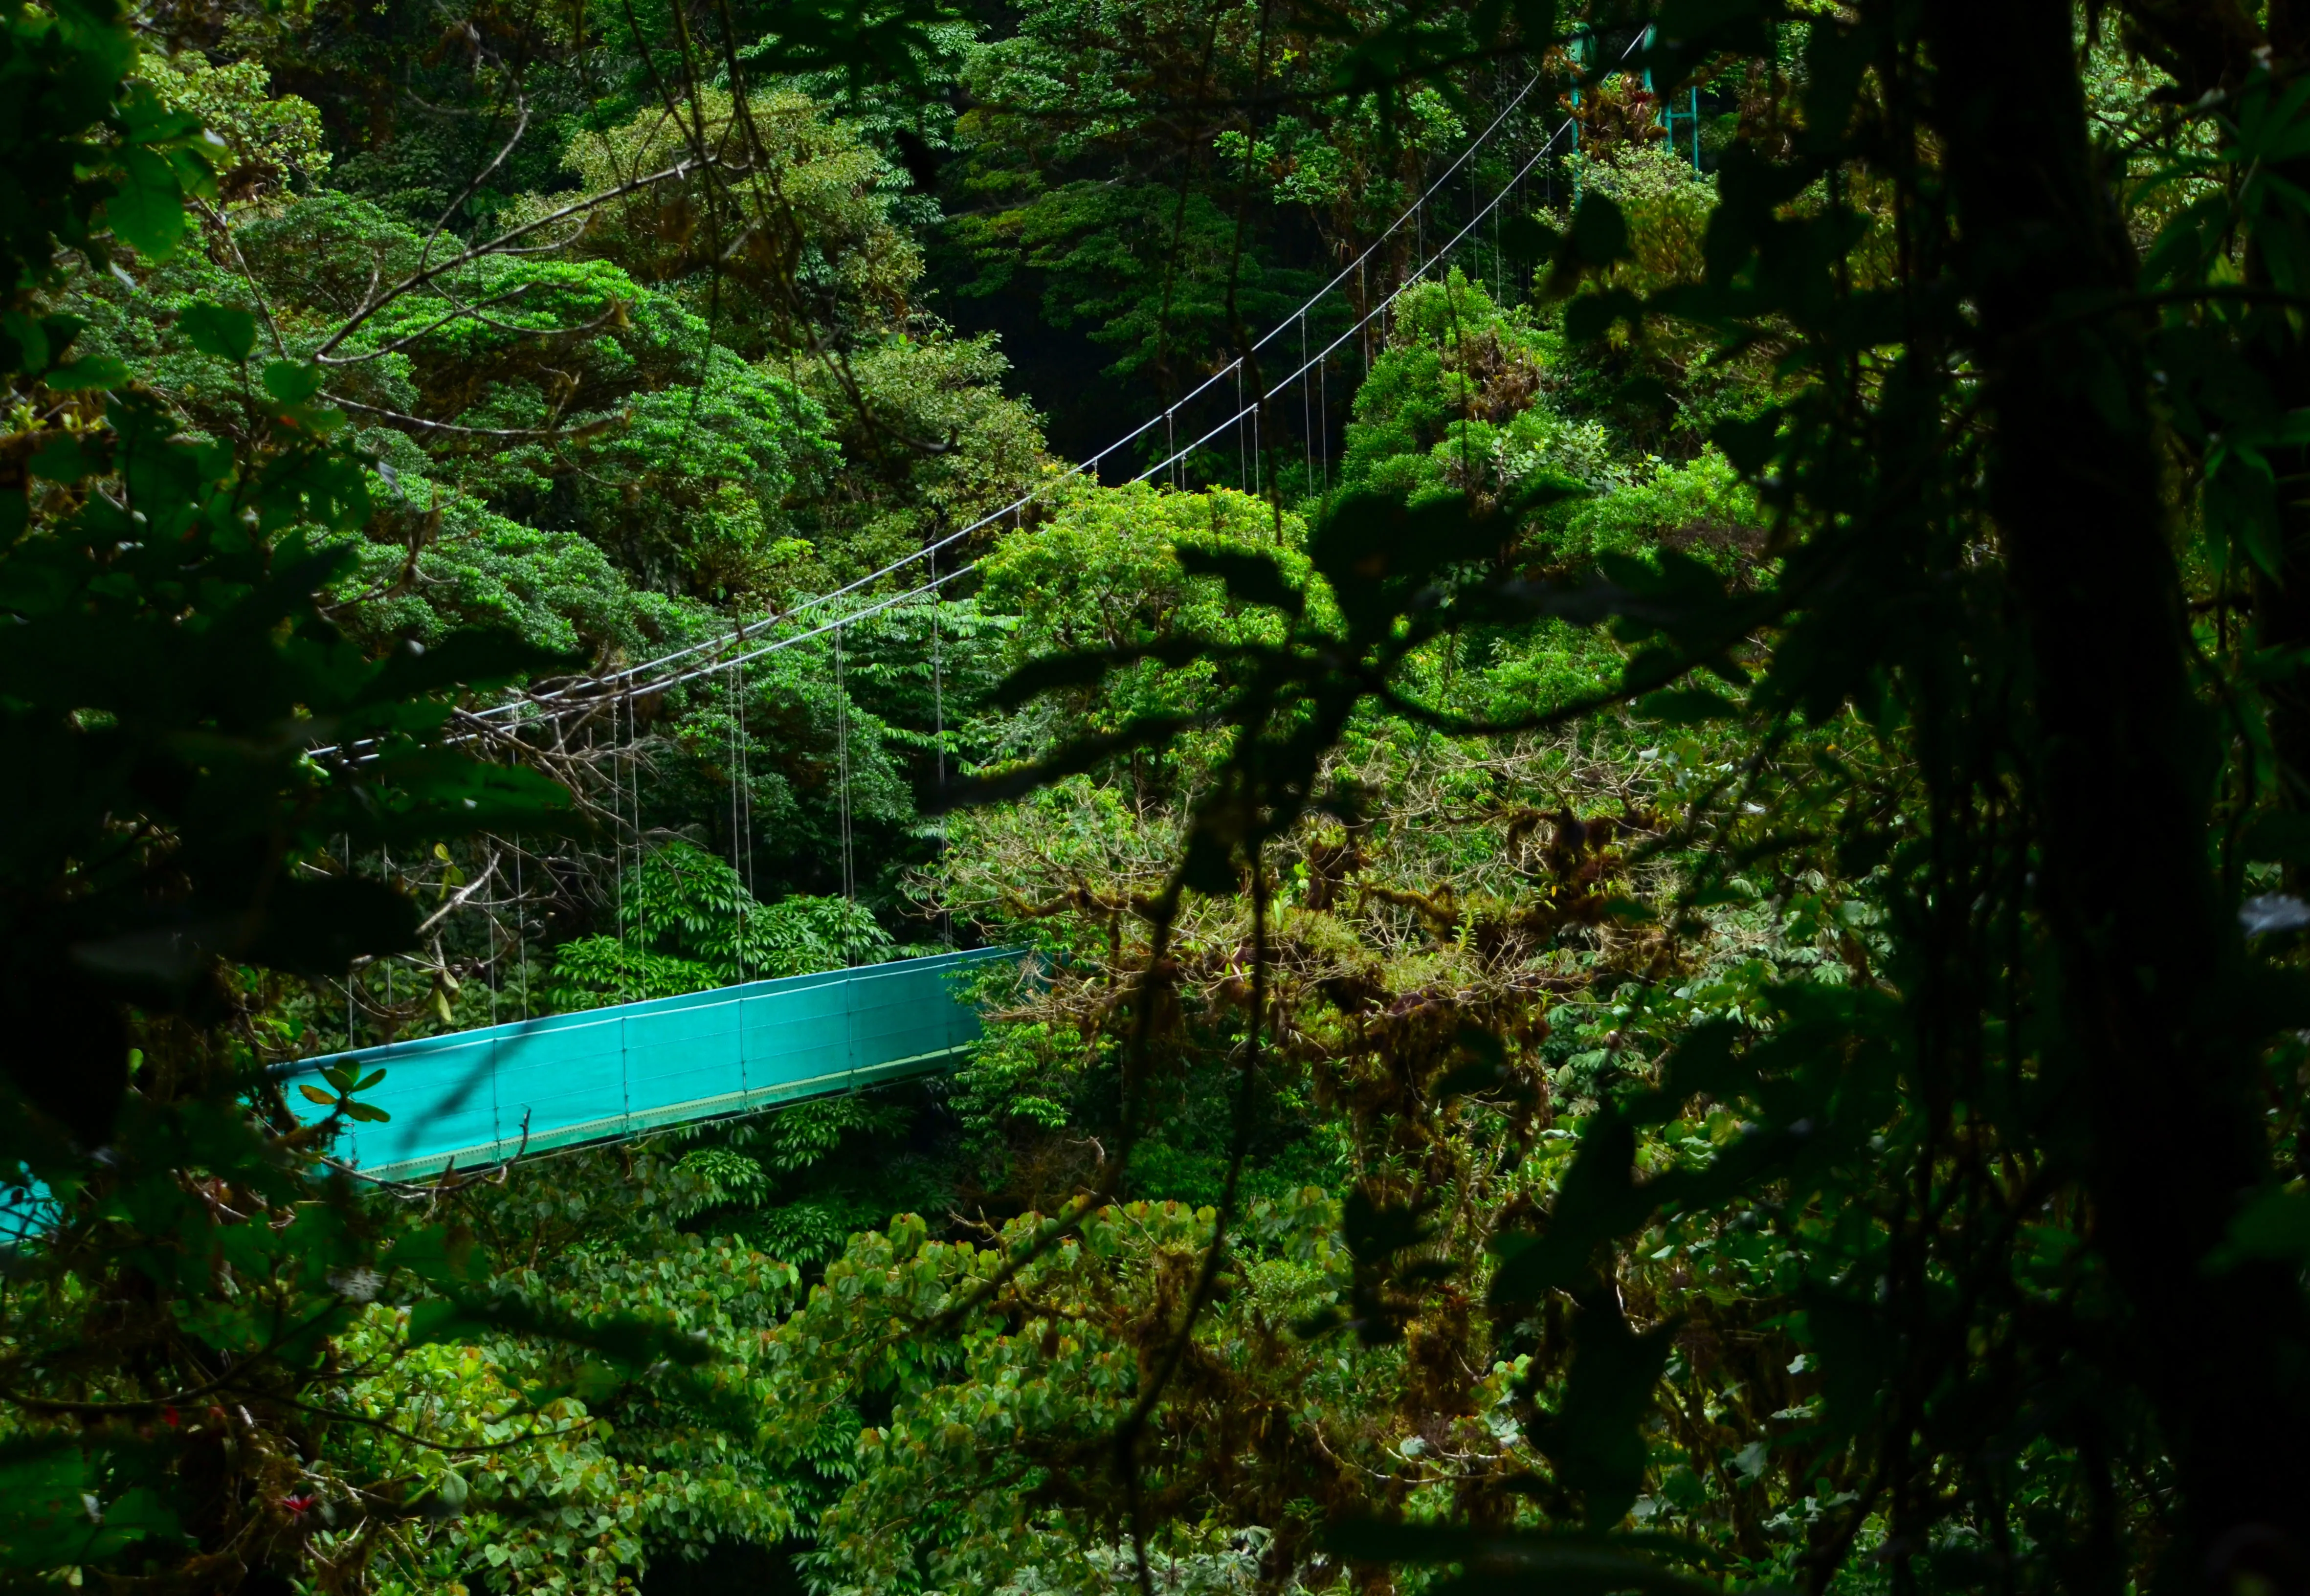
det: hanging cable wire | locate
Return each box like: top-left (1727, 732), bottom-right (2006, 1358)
top-left (628, 689), bottom-right (644, 922)
top-left (930, 548), bottom-right (950, 947)
top-left (612, 699), bottom-right (629, 976)
top-left (330, 89), bottom-right (1572, 777)
top-left (738, 667), bottom-right (755, 908)
top-left (293, 48), bottom-right (1653, 1100)
top-left (315, 57), bottom-right (1629, 773)
top-left (515, 833), bottom-right (529, 1021)
top-left (1236, 364), bottom-right (1246, 490)
top-left (608, 89), bottom-right (1615, 701)
top-left (313, 37), bottom-right (1644, 762)
top-left (343, 833), bottom-right (355, 1050)
top-left (1359, 256), bottom-right (1370, 379)
top-left (488, 863), bottom-right (499, 1027)
top-left (727, 660), bottom-right (747, 984)
top-left (380, 843), bottom-right (394, 1035)
top-left (1300, 311), bottom-right (1313, 493)
top-left (1318, 315), bottom-right (1331, 495)
top-left (381, 65), bottom-right (1574, 739)
top-left (833, 622), bottom-right (856, 964)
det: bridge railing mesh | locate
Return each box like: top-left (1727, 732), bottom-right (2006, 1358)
top-left (273, 946), bottom-right (1026, 1180)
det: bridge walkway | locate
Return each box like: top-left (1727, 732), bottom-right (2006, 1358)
top-left (276, 946), bottom-right (1022, 1181)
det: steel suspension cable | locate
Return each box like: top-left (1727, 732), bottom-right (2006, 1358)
top-left (930, 548), bottom-right (950, 947)
top-left (515, 833), bottom-right (529, 1021)
top-left (1301, 311), bottom-right (1312, 492)
top-left (728, 660), bottom-right (747, 984)
top-left (613, 702), bottom-right (628, 971)
top-left (386, 37), bottom-right (1645, 734)
top-left (343, 832), bottom-right (355, 1050)
top-left (602, 81), bottom-right (1617, 700)
top-left (834, 624), bottom-right (855, 958)
top-left (436, 65), bottom-right (1569, 728)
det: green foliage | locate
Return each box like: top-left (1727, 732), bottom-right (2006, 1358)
top-left (951, 181), bottom-right (1316, 380)
top-left (133, 47), bottom-right (331, 204)
top-left (686, 1093), bottom-right (942, 1265)
top-left (798, 330), bottom-right (1046, 571)
top-left (0, 0), bottom-right (214, 311)
top-left (0, 19), bottom-right (775, 1582)
top-left (551, 88), bottom-right (922, 355)
top-left (976, 481), bottom-right (1313, 748)
top-left (30, 0), bottom-right (2310, 1591)
top-left (765, 1195), bottom-right (1379, 1591)
top-left (943, 0), bottom-right (1467, 401)
top-left (543, 840), bottom-right (892, 1010)
top-left (333, 461), bottom-right (665, 656)
top-left (0, 277), bottom-right (608, 1588)
top-left (0, 366), bottom-right (570, 1114)
top-left (1565, 142), bottom-right (1715, 297)
top-left (329, 1187), bottom-right (805, 1596)
top-left (946, 1), bottom-right (2310, 1590)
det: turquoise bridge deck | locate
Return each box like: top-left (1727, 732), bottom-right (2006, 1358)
top-left (274, 946), bottom-right (1023, 1181)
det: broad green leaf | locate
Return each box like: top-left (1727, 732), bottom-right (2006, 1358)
top-left (260, 359), bottom-right (325, 405)
top-left (179, 302), bottom-right (258, 362)
top-left (105, 145), bottom-right (186, 257)
top-left (45, 355), bottom-right (129, 390)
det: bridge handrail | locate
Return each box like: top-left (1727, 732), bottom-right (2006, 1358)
top-left (278, 945), bottom-right (1029, 1181)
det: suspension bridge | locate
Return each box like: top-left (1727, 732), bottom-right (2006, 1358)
top-left (287, 34), bottom-right (1671, 1186)
top-left (407, 28), bottom-right (1662, 747)
top-left (279, 946), bottom-right (1022, 1182)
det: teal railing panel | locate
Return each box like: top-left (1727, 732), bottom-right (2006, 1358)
top-left (274, 947), bottom-right (1021, 1181)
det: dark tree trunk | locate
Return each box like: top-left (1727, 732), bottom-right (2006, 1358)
top-left (1922, 0), bottom-right (2310, 1577)
top-left (2121, 0), bottom-right (2310, 817)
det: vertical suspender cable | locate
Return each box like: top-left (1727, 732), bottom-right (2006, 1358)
top-left (483, 843), bottom-right (497, 1029)
top-left (343, 833), bottom-right (355, 1050)
top-left (1319, 323), bottom-right (1330, 495)
top-left (834, 623), bottom-right (855, 962)
top-left (610, 706), bottom-right (625, 972)
top-left (608, 698), bottom-right (627, 1130)
top-left (1493, 63), bottom-right (1505, 284)
top-left (735, 661), bottom-right (755, 1086)
top-left (381, 844), bottom-right (393, 1032)
top-left (1511, 167), bottom-right (1523, 301)
top-left (931, 547), bottom-right (950, 946)
top-left (725, 660), bottom-right (749, 1095)
top-left (1236, 364), bottom-right (1246, 490)
top-left (835, 620), bottom-right (857, 1087)
top-left (622, 691), bottom-right (639, 1129)
top-left (515, 835), bottom-right (529, 1021)
top-left (1300, 312), bottom-right (1312, 492)
top-left (736, 667), bottom-right (755, 907)
top-left (930, 553), bottom-right (945, 788)
top-left (728, 661), bottom-right (747, 984)
top-left (627, 691), bottom-right (645, 938)
top-left (628, 692), bottom-right (644, 880)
